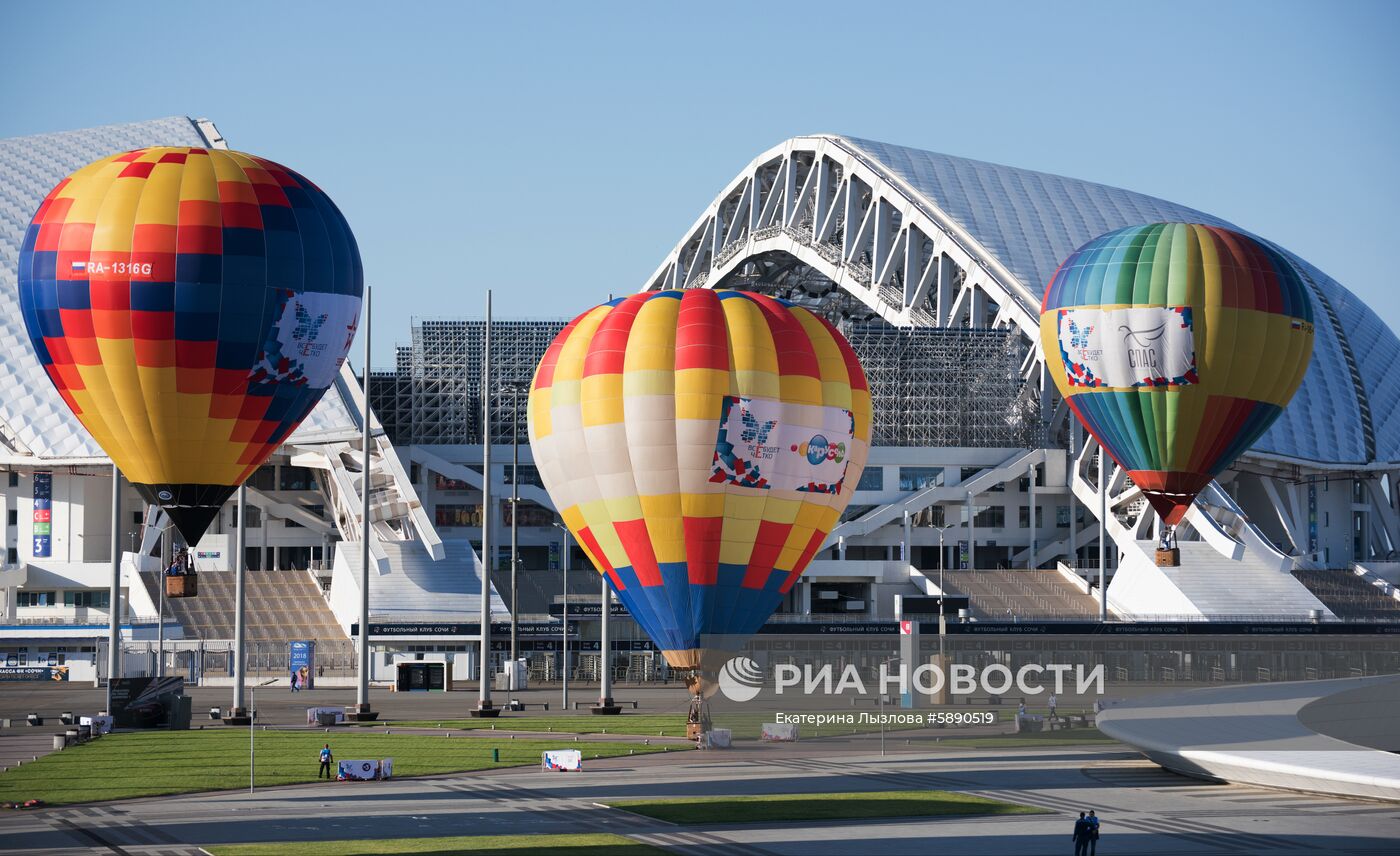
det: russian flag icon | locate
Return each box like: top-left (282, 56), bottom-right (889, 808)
top-left (70, 261), bottom-right (87, 273)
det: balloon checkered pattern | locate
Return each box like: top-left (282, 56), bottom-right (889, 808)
top-left (17, 146), bottom-right (363, 544)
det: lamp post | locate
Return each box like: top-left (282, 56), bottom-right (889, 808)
top-left (552, 520), bottom-right (570, 711)
top-left (249, 677), bottom-right (276, 793)
top-left (473, 290), bottom-right (498, 717)
top-left (505, 382), bottom-right (526, 666)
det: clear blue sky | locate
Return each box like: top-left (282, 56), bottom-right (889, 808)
top-left (4, 1), bottom-right (1398, 368)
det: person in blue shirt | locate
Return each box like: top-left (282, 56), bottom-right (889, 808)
top-left (1072, 812), bottom-right (1092, 856)
top-left (318, 744), bottom-right (333, 779)
top-left (1087, 810), bottom-right (1101, 854)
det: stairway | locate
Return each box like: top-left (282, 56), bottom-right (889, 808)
top-left (1114, 540), bottom-right (1331, 619)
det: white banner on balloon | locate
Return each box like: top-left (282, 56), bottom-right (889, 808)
top-left (710, 396), bottom-right (855, 494)
top-left (1055, 306), bottom-right (1197, 389)
top-left (254, 290), bottom-right (362, 389)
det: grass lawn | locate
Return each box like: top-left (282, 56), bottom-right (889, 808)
top-left (206, 833), bottom-right (667, 856)
top-left (608, 789), bottom-right (1043, 825)
top-left (0, 730), bottom-right (666, 806)
top-left (386, 714), bottom-right (689, 738)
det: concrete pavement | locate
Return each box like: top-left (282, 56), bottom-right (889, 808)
top-left (3, 740), bottom-right (1398, 855)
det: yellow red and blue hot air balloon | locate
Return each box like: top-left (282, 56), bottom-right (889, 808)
top-left (528, 289), bottom-right (871, 669)
top-left (17, 147), bottom-right (363, 546)
top-left (1040, 223), bottom-right (1314, 534)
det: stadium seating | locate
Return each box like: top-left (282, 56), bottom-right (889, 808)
top-left (1292, 569), bottom-right (1400, 620)
top-left (139, 570), bottom-right (347, 644)
top-left (932, 568), bottom-right (1104, 620)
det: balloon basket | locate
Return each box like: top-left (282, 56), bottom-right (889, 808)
top-left (1155, 547), bottom-right (1180, 567)
top-left (165, 573), bottom-right (198, 598)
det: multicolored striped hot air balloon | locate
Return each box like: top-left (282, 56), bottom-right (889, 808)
top-left (17, 146), bottom-right (362, 545)
top-left (1040, 223), bottom-right (1314, 529)
top-left (528, 289), bottom-right (871, 669)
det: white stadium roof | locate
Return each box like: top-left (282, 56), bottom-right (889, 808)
top-left (645, 133), bottom-right (1400, 467)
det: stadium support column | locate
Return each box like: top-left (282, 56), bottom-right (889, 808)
top-left (473, 290), bottom-right (498, 717)
top-left (1098, 447), bottom-right (1108, 621)
top-left (351, 285), bottom-right (376, 721)
top-left (232, 485), bottom-right (247, 718)
top-left (1068, 423), bottom-right (1079, 568)
top-left (594, 572), bottom-right (619, 714)
top-left (966, 491), bottom-right (976, 571)
top-left (106, 465), bottom-right (121, 715)
top-left (1028, 463), bottom-right (1037, 571)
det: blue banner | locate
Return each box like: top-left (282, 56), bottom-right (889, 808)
top-left (290, 640), bottom-right (315, 690)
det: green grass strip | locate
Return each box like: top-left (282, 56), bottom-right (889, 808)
top-left (608, 789), bottom-right (1044, 825)
top-left (0, 730), bottom-right (666, 806)
top-left (207, 832), bottom-right (667, 855)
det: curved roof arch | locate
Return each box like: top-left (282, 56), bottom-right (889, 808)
top-left (643, 134), bottom-right (1397, 467)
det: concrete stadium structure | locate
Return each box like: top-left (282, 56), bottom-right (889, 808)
top-left (3, 118), bottom-right (1400, 686)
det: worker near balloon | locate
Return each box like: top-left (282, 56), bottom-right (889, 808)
top-left (17, 146), bottom-right (363, 548)
top-left (1041, 222), bottom-right (1315, 562)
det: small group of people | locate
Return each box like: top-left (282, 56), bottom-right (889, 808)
top-left (164, 548), bottom-right (192, 576)
top-left (1016, 693), bottom-right (1058, 719)
top-left (1072, 810), bottom-right (1101, 855)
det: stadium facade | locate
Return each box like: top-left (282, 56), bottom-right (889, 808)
top-left (2, 119), bottom-right (1398, 684)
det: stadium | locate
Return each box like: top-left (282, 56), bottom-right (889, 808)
top-left (2, 117), bottom-right (1399, 686)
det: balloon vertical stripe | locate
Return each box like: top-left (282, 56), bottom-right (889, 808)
top-left (529, 289), bottom-right (870, 668)
top-left (1041, 223), bottom-right (1313, 525)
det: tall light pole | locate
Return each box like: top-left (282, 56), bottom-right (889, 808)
top-left (351, 284), bottom-right (375, 721)
top-left (232, 485), bottom-right (247, 719)
top-left (106, 465), bottom-right (121, 714)
top-left (552, 520), bottom-right (570, 711)
top-left (1098, 446), bottom-right (1108, 622)
top-left (509, 383), bottom-right (521, 667)
top-left (473, 291), bottom-right (498, 717)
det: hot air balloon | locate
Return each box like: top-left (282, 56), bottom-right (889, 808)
top-left (1040, 223), bottom-right (1314, 553)
top-left (17, 146), bottom-right (363, 547)
top-left (528, 289), bottom-right (871, 670)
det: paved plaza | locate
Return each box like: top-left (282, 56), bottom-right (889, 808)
top-left (3, 739), bottom-right (1399, 855)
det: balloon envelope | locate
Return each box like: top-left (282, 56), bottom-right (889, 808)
top-left (1040, 223), bottom-right (1314, 525)
top-left (18, 147), bottom-right (363, 544)
top-left (528, 289), bottom-right (871, 668)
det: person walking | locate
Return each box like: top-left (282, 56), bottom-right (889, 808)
top-left (1048, 692), bottom-right (1058, 719)
top-left (1072, 811), bottom-right (1091, 856)
top-left (1087, 809), bottom-right (1101, 854)
top-left (318, 744), bottom-right (334, 779)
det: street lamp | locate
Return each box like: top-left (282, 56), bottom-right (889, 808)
top-left (500, 380), bottom-right (530, 666)
top-left (551, 520), bottom-right (570, 710)
top-left (248, 677), bottom-right (276, 793)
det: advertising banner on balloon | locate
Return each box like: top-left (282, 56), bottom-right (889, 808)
top-left (32, 471), bottom-right (51, 558)
top-left (1056, 307), bottom-right (1197, 388)
top-left (710, 396), bottom-right (855, 494)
